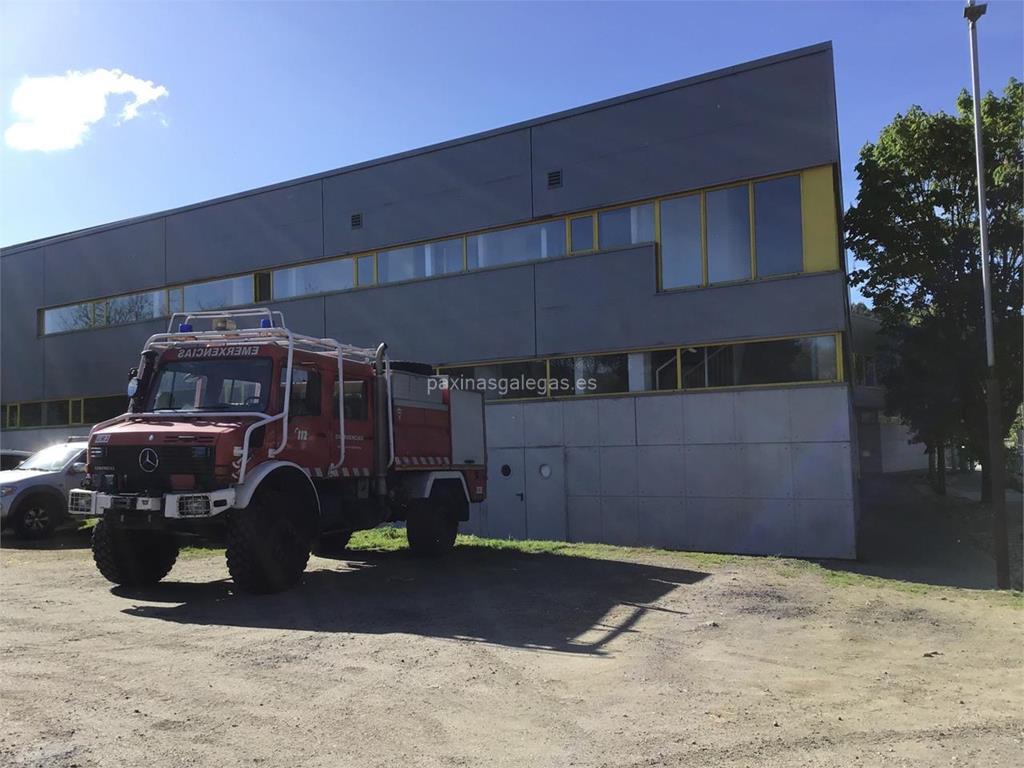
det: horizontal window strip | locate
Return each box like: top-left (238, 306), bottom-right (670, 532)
top-left (438, 334), bottom-right (841, 402)
top-left (2, 395), bottom-right (126, 430)
top-left (37, 166), bottom-right (837, 336)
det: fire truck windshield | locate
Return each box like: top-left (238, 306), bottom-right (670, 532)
top-left (146, 358), bottom-right (274, 413)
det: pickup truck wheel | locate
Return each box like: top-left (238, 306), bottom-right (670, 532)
top-left (91, 519), bottom-right (179, 586)
top-left (406, 502), bottom-right (457, 557)
top-left (226, 492), bottom-right (312, 594)
top-left (12, 495), bottom-right (59, 539)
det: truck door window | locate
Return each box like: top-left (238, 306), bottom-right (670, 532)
top-left (282, 368), bottom-right (321, 417)
top-left (333, 380), bottom-right (367, 420)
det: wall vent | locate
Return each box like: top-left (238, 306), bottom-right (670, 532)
top-left (546, 170), bottom-right (563, 189)
top-left (350, 213), bottom-right (363, 229)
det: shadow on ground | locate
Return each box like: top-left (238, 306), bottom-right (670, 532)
top-left (117, 546), bottom-right (708, 655)
top-left (819, 473), bottom-right (1008, 590)
top-left (0, 523), bottom-right (92, 551)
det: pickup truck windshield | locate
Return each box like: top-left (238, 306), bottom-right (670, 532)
top-left (146, 358), bottom-right (273, 413)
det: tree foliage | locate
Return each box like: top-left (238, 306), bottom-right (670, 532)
top-left (846, 79), bottom-right (1023, 466)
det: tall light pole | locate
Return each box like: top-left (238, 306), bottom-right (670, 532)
top-left (964, 0), bottom-right (1009, 589)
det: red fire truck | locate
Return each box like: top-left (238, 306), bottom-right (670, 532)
top-left (69, 308), bottom-right (486, 593)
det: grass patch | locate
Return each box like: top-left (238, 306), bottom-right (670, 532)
top-left (350, 527), bottom-right (747, 570)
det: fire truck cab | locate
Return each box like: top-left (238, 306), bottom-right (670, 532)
top-left (69, 308), bottom-right (486, 593)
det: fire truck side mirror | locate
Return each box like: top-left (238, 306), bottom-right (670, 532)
top-left (127, 377), bottom-right (140, 397)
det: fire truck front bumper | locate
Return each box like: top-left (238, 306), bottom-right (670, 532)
top-left (69, 488), bottom-right (236, 524)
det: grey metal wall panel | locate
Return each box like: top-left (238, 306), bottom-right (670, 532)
top-left (43, 220), bottom-right (166, 305)
top-left (1, 249), bottom-right (45, 401)
top-left (270, 296), bottom-right (326, 339)
top-left (165, 180), bottom-right (322, 284)
top-left (43, 320), bottom-right (164, 399)
top-left (322, 130), bottom-right (532, 255)
top-left (535, 246), bottom-right (846, 355)
top-left (532, 49), bottom-right (838, 216)
top-left (323, 267), bottom-right (536, 364)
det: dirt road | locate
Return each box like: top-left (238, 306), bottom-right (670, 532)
top-left (1, 533), bottom-right (1021, 767)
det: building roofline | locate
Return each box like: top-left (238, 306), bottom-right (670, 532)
top-left (2, 41), bottom-right (832, 257)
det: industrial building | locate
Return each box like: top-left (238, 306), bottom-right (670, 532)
top-left (0, 42), bottom-right (859, 557)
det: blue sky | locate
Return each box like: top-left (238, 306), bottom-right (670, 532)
top-left (1, 0), bottom-right (1022, 255)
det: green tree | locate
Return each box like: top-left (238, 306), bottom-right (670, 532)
top-left (846, 79), bottom-right (1023, 496)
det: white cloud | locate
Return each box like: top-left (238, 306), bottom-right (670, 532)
top-left (4, 69), bottom-right (168, 152)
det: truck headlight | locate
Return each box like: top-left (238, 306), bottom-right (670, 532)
top-left (0, 486), bottom-right (14, 497)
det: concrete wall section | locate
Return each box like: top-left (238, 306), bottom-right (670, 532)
top-left (478, 384), bottom-right (857, 558)
top-left (879, 422), bottom-right (929, 474)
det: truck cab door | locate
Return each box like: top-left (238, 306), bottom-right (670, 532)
top-left (280, 365), bottom-right (331, 476)
top-left (331, 376), bottom-right (373, 475)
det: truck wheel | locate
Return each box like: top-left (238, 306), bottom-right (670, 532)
top-left (406, 502), bottom-right (458, 557)
top-left (226, 492), bottom-right (313, 594)
top-left (91, 518), bottom-right (179, 586)
top-left (313, 531), bottom-right (352, 559)
top-left (12, 495), bottom-right (60, 539)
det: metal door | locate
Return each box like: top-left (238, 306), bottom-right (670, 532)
top-left (484, 447), bottom-right (525, 539)
top-left (525, 447), bottom-right (566, 541)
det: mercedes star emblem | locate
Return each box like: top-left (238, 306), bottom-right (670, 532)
top-left (138, 448), bottom-right (160, 473)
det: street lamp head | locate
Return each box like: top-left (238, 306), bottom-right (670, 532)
top-left (964, 1), bottom-right (987, 23)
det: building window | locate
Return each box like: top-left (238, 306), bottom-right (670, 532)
top-left (854, 353), bottom-right (879, 387)
top-left (4, 404), bottom-right (19, 429)
top-left (754, 176), bottom-right (802, 277)
top-left (682, 335), bottom-right (837, 389)
top-left (183, 275), bottom-right (255, 312)
top-left (272, 258), bottom-right (354, 300)
top-left (83, 395), bottom-right (127, 424)
top-left (439, 360), bottom-right (548, 401)
top-left (42, 400), bottom-right (70, 427)
top-left (659, 195), bottom-right (702, 289)
top-left (379, 238), bottom-right (463, 284)
top-left (42, 303), bottom-right (95, 334)
top-left (70, 399), bottom-right (83, 424)
top-left (598, 204), bottom-right (654, 250)
top-left (550, 353), bottom-right (630, 396)
top-left (356, 254), bottom-right (376, 286)
top-left (706, 185), bottom-right (751, 284)
top-left (629, 350), bottom-right (678, 391)
top-left (467, 221), bottom-right (565, 270)
top-left (100, 290), bottom-right (169, 326)
top-left (18, 402), bottom-right (43, 428)
top-left (282, 368), bottom-right (321, 416)
top-left (570, 215), bottom-right (594, 252)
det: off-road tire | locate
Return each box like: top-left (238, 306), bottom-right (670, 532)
top-left (313, 530), bottom-right (352, 559)
top-left (226, 494), bottom-right (313, 594)
top-left (12, 495), bottom-right (60, 539)
top-left (91, 518), bottom-right (179, 586)
top-left (406, 501), bottom-right (457, 557)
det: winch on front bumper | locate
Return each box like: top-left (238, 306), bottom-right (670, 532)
top-left (69, 488), bottom-right (236, 525)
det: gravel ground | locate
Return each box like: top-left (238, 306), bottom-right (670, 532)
top-left (1, 530), bottom-right (1021, 768)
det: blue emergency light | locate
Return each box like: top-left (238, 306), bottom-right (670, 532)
top-left (260, 318), bottom-right (272, 328)
top-left (178, 323), bottom-right (193, 332)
